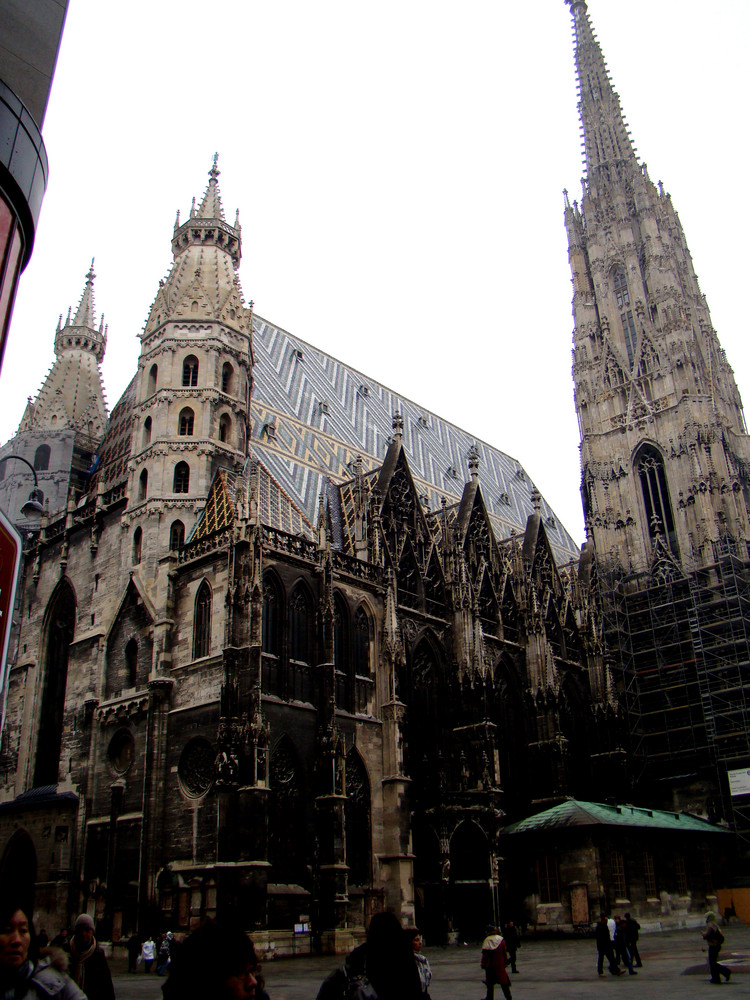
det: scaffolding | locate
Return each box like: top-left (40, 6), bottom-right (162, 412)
top-left (600, 538), bottom-right (750, 852)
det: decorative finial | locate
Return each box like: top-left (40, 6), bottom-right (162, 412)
top-left (468, 445), bottom-right (480, 481)
top-left (86, 258), bottom-right (95, 281)
top-left (190, 196), bottom-right (197, 219)
top-left (210, 152), bottom-right (220, 181)
top-left (392, 411), bottom-right (404, 438)
top-left (531, 488), bottom-right (542, 514)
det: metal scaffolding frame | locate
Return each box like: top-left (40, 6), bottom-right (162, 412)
top-left (600, 538), bottom-right (750, 850)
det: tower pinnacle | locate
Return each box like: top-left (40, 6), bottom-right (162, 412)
top-left (566, 0), bottom-right (638, 180)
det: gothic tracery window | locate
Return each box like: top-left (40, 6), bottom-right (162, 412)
top-left (182, 355), bottom-right (199, 387)
top-left (613, 268), bottom-right (637, 366)
top-left (635, 445), bottom-right (677, 554)
top-left (174, 461), bottom-right (190, 494)
top-left (289, 585), bottom-right (312, 663)
top-left (262, 575), bottom-right (281, 656)
top-left (169, 520), bottom-right (185, 551)
top-left (193, 581), bottom-right (212, 659)
top-left (179, 408), bottom-right (194, 436)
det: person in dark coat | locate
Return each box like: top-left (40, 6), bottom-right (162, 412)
top-left (480, 925), bottom-right (512, 1000)
top-left (501, 922), bottom-right (520, 974)
top-left (317, 911), bottom-right (423, 1000)
top-left (162, 920), bottom-right (260, 999)
top-left (702, 913), bottom-right (731, 985)
top-left (68, 914), bottom-right (115, 1000)
top-left (595, 913), bottom-right (619, 977)
top-left (614, 916), bottom-right (637, 975)
top-left (126, 933), bottom-right (140, 973)
top-left (623, 913), bottom-right (642, 968)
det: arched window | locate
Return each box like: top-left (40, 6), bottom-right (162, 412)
top-left (174, 462), bottom-right (190, 494)
top-left (353, 607), bottom-right (372, 676)
top-left (222, 362), bottom-right (234, 395)
top-left (148, 364), bottom-right (158, 395)
top-left (182, 355), bottom-right (199, 387)
top-left (142, 416), bottom-right (152, 447)
top-left (34, 445), bottom-right (50, 471)
top-left (125, 638), bottom-right (138, 687)
top-left (262, 576), bottom-right (281, 656)
top-left (613, 267), bottom-right (637, 366)
top-left (178, 407), bottom-right (194, 436)
top-left (635, 445), bottom-right (677, 554)
top-left (193, 581), bottom-right (211, 659)
top-left (334, 594), bottom-right (351, 711)
top-left (289, 586), bottom-right (312, 663)
top-left (34, 580), bottom-right (76, 786)
top-left (132, 526), bottom-right (142, 565)
top-left (345, 749), bottom-right (372, 887)
top-left (138, 469), bottom-right (148, 501)
top-left (219, 414), bottom-right (231, 443)
top-left (169, 520), bottom-right (185, 551)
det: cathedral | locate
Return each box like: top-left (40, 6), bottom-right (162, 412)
top-left (0, 0), bottom-right (746, 947)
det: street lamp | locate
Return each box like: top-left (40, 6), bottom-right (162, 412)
top-left (2, 455), bottom-right (45, 517)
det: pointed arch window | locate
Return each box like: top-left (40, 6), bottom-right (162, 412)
top-left (219, 414), bottom-right (231, 443)
top-left (178, 407), bottom-right (194, 436)
top-left (138, 469), bottom-right (148, 501)
top-left (34, 445), bottom-right (50, 471)
top-left (125, 638), bottom-right (138, 687)
top-left (613, 268), bottom-right (637, 366)
top-left (132, 526), bottom-right (142, 565)
top-left (353, 607), bottom-right (372, 677)
top-left (262, 576), bottom-right (281, 656)
top-left (635, 445), bottom-right (678, 555)
top-left (334, 594), bottom-right (351, 711)
top-left (222, 362), bottom-right (234, 395)
top-left (169, 519), bottom-right (185, 551)
top-left (34, 581), bottom-right (76, 786)
top-left (142, 416), bottom-right (152, 447)
top-left (182, 355), bottom-right (199, 387)
top-left (289, 586), bottom-right (312, 663)
top-left (148, 364), bottom-right (158, 395)
top-left (193, 581), bottom-right (212, 659)
top-left (174, 461), bottom-right (190, 494)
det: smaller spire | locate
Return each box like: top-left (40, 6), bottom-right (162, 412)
top-left (72, 260), bottom-right (97, 328)
top-left (392, 411), bottom-right (404, 440)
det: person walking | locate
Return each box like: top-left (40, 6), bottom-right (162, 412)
top-left (162, 920), bottom-right (260, 999)
top-left (407, 928), bottom-right (431, 997)
top-left (595, 913), bottom-right (619, 977)
top-left (157, 931), bottom-right (173, 975)
top-left (623, 913), bottom-right (642, 968)
top-left (0, 901), bottom-right (86, 999)
top-left (140, 935), bottom-right (156, 973)
top-left (614, 916), bottom-right (637, 975)
top-left (480, 925), bottom-right (512, 1000)
top-left (68, 914), bottom-right (115, 1000)
top-left (126, 934), bottom-right (140, 973)
top-left (502, 922), bottom-right (520, 974)
top-left (702, 913), bottom-right (731, 984)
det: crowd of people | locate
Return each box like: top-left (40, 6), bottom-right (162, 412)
top-left (1, 899), bottom-right (738, 999)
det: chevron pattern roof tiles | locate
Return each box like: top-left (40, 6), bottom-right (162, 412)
top-left (250, 317), bottom-right (580, 563)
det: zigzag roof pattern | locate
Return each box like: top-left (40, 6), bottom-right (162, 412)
top-left (249, 316), bottom-right (580, 563)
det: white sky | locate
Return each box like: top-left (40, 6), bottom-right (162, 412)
top-left (1, 0), bottom-right (748, 548)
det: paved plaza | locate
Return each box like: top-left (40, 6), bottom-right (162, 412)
top-left (108, 923), bottom-right (750, 1000)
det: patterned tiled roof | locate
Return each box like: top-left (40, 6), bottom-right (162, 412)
top-left (250, 317), bottom-right (579, 563)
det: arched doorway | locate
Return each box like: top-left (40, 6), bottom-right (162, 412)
top-left (412, 823), bottom-right (445, 945)
top-left (450, 821), bottom-right (492, 941)
top-left (0, 829), bottom-right (37, 915)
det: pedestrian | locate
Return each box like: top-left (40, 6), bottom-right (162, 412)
top-left (614, 916), bottom-right (637, 975)
top-left (126, 933), bottom-right (140, 973)
top-left (407, 927), bottom-right (431, 997)
top-left (0, 900), bottom-right (86, 999)
top-left (140, 934), bottom-right (156, 973)
top-left (502, 921), bottom-right (520, 974)
top-left (595, 912), bottom-right (619, 977)
top-left (480, 924), bottom-right (512, 1000)
top-left (157, 931), bottom-right (173, 975)
top-left (162, 919), bottom-right (260, 999)
top-left (51, 929), bottom-right (69, 950)
top-left (702, 913), bottom-right (731, 985)
top-left (68, 913), bottom-right (115, 1000)
top-left (623, 913), bottom-right (642, 968)
top-left (316, 911), bottom-right (422, 1000)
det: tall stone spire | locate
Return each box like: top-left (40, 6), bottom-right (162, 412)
top-left (19, 262), bottom-right (108, 436)
top-left (143, 154), bottom-right (246, 337)
top-left (564, 0), bottom-right (750, 573)
top-left (566, 0), bottom-right (639, 181)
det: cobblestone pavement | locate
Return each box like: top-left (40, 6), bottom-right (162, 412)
top-left (109, 923), bottom-right (750, 1000)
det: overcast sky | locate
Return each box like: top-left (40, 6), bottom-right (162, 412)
top-left (2, 0), bottom-right (748, 547)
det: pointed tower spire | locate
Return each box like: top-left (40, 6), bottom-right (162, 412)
top-left (72, 259), bottom-right (97, 328)
top-left (566, 0), bottom-right (639, 181)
